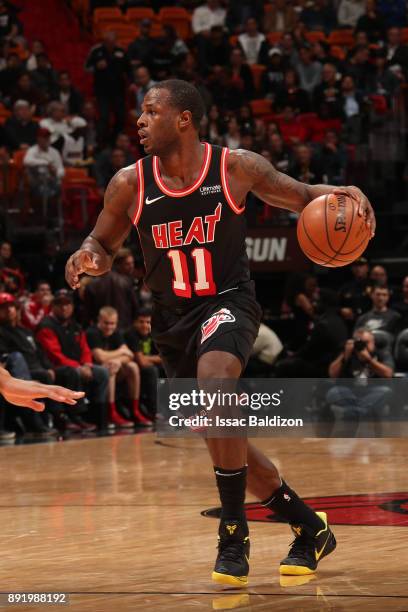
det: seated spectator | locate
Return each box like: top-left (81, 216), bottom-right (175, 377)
top-left (340, 75), bottom-right (364, 143)
top-left (192, 0), bottom-right (226, 36)
top-left (127, 18), bottom-right (156, 69)
top-left (319, 129), bottom-right (347, 184)
top-left (61, 116), bottom-right (89, 168)
top-left (226, 47), bottom-right (255, 106)
top-left (4, 100), bottom-right (38, 152)
top-left (81, 100), bottom-right (99, 155)
top-left (0, 53), bottom-right (24, 100)
top-left (264, 0), bottom-right (296, 33)
top-left (337, 0), bottom-right (365, 27)
top-left (52, 71), bottom-right (84, 116)
top-left (84, 248), bottom-right (139, 330)
top-left (39, 101), bottom-right (71, 150)
top-left (369, 264), bottom-right (388, 287)
top-left (0, 240), bottom-right (19, 271)
top-left (245, 322), bottom-right (283, 376)
top-left (313, 63), bottom-right (342, 118)
top-left (282, 272), bottom-right (319, 351)
top-left (94, 147), bottom-right (126, 192)
top-left (197, 25), bottom-right (231, 73)
top-left (327, 328), bottom-right (393, 429)
top-left (269, 132), bottom-right (292, 174)
top-left (275, 69), bottom-right (310, 113)
top-left (290, 143), bottom-right (323, 184)
top-left (385, 27), bottom-right (408, 76)
top-left (297, 45), bottom-right (322, 94)
top-left (278, 32), bottom-right (299, 68)
top-left (355, 284), bottom-right (401, 334)
top-left (30, 53), bottom-right (57, 101)
top-left (278, 106), bottom-right (308, 145)
top-left (276, 289), bottom-right (348, 377)
top-left (205, 104), bottom-right (226, 145)
top-left (223, 116), bottom-right (241, 150)
top-left (26, 39), bottom-right (46, 72)
top-left (0, 0), bottom-right (20, 43)
top-left (368, 48), bottom-right (401, 100)
top-left (36, 289), bottom-right (109, 430)
top-left (94, 132), bottom-right (136, 186)
top-left (160, 24), bottom-right (188, 61)
top-left (226, 0), bottom-right (264, 34)
top-left (129, 65), bottom-right (157, 119)
top-left (0, 240), bottom-right (25, 296)
top-left (300, 0), bottom-right (337, 34)
top-left (347, 45), bottom-right (375, 93)
top-left (356, 0), bottom-right (385, 43)
top-left (21, 280), bottom-right (52, 331)
top-left (24, 127), bottom-right (65, 203)
top-left (238, 17), bottom-right (268, 66)
top-left (392, 276), bottom-right (408, 328)
top-left (10, 72), bottom-right (46, 115)
top-left (261, 48), bottom-right (285, 100)
top-left (339, 256), bottom-right (372, 326)
top-left (125, 309), bottom-right (162, 420)
top-left (87, 306), bottom-right (151, 427)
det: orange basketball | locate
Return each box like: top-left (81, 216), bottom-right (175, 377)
top-left (297, 193), bottom-right (370, 267)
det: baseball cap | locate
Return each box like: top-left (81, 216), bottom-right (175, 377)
top-left (69, 116), bottom-right (87, 130)
top-left (269, 47), bottom-right (282, 57)
top-left (0, 293), bottom-right (15, 306)
top-left (37, 127), bottom-right (51, 138)
top-left (53, 289), bottom-right (74, 304)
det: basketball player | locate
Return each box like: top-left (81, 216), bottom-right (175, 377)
top-left (0, 365), bottom-right (84, 411)
top-left (65, 80), bottom-right (375, 586)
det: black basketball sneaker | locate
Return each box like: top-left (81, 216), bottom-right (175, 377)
top-left (212, 520), bottom-right (250, 587)
top-left (279, 511), bottom-right (336, 575)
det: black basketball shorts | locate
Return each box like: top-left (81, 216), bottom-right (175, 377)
top-left (151, 283), bottom-right (262, 379)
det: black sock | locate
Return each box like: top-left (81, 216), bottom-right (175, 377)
top-left (214, 466), bottom-right (248, 532)
top-left (261, 480), bottom-right (324, 534)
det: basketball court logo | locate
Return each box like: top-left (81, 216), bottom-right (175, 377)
top-left (201, 308), bottom-right (236, 344)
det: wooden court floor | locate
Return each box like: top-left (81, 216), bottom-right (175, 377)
top-left (0, 434), bottom-right (407, 611)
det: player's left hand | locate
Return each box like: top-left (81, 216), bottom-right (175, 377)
top-left (2, 378), bottom-right (85, 412)
top-left (333, 186), bottom-right (376, 238)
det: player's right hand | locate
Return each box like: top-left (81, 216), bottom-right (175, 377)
top-left (65, 250), bottom-right (100, 289)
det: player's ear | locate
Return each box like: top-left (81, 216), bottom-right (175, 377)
top-left (179, 110), bottom-right (192, 129)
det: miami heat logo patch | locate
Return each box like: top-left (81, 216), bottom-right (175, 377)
top-left (201, 308), bottom-right (236, 344)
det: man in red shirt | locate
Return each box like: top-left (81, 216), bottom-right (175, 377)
top-left (36, 289), bottom-right (109, 430)
top-left (21, 280), bottom-right (53, 331)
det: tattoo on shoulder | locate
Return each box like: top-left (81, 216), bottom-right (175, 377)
top-left (104, 165), bottom-right (137, 204)
top-left (229, 149), bottom-right (277, 186)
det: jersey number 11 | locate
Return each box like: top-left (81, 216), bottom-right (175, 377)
top-left (167, 248), bottom-right (216, 298)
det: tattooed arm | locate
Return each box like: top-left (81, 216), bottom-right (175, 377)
top-left (65, 166), bottom-right (137, 289)
top-left (228, 149), bottom-right (375, 237)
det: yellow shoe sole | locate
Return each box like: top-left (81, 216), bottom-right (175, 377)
top-left (212, 571), bottom-right (249, 587)
top-left (279, 564), bottom-right (315, 576)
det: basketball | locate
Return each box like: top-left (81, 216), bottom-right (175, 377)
top-left (297, 193), bottom-right (370, 267)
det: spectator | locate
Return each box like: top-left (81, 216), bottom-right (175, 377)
top-left (290, 143), bottom-right (324, 184)
top-left (225, 0), bottom-right (264, 34)
top-left (94, 133), bottom-right (136, 189)
top-left (347, 45), bottom-right (375, 93)
top-left (87, 306), bottom-right (150, 427)
top-left (85, 31), bottom-right (128, 144)
top-left (275, 68), bottom-right (310, 113)
top-left (24, 127), bottom-right (64, 203)
top-left (0, 241), bottom-right (24, 296)
top-left (282, 272), bottom-right (319, 350)
top-left (313, 63), bottom-right (342, 118)
top-left (384, 27), bottom-right (408, 76)
top-left (0, 0), bottom-right (20, 43)
top-left (245, 322), bottom-right (283, 376)
top-left (276, 289), bottom-right (348, 377)
top-left (10, 72), bottom-right (45, 115)
top-left (337, 0), bottom-right (365, 27)
top-left (39, 101), bottom-right (71, 150)
top-left (30, 238), bottom-right (65, 290)
top-left (300, 0), bottom-right (337, 33)
top-left (238, 17), bottom-right (268, 66)
top-left (0, 240), bottom-right (19, 270)
top-left (61, 116), bottom-right (90, 167)
top-left (0, 53), bottom-right (24, 100)
top-left (83, 248), bottom-right (139, 330)
top-left (279, 106), bottom-right (308, 145)
top-left (160, 24), bottom-right (189, 61)
top-left (26, 39), bottom-right (46, 72)
top-left (269, 132), bottom-right (291, 174)
top-left (392, 276), bottom-right (408, 329)
top-left (340, 75), bottom-right (364, 143)
top-left (261, 48), bottom-right (285, 99)
top-left (125, 309), bottom-right (162, 420)
top-left (4, 100), bottom-right (38, 152)
top-left (197, 25), bottom-right (231, 72)
top-left (127, 18), bottom-right (156, 69)
top-left (205, 104), bottom-right (226, 145)
top-left (226, 47), bottom-right (255, 104)
top-left (339, 256), bottom-right (372, 325)
top-left (21, 280), bottom-right (52, 331)
top-left (264, 0), bottom-right (296, 33)
top-left (356, 0), bottom-right (385, 43)
top-left (369, 264), bottom-right (388, 287)
top-left (327, 328), bottom-right (393, 428)
top-left (319, 129), bottom-right (347, 185)
top-left (368, 48), bottom-right (400, 99)
top-left (297, 45), bottom-right (322, 94)
top-left (279, 32), bottom-right (299, 68)
top-left (192, 0), bottom-right (226, 36)
top-left (36, 289), bottom-right (109, 431)
top-left (223, 116), bottom-right (241, 150)
top-left (355, 284), bottom-right (401, 334)
top-left (52, 71), bottom-right (84, 115)
top-left (81, 99), bottom-right (99, 154)
top-left (30, 53), bottom-right (57, 101)
top-left (94, 147), bottom-right (126, 191)
top-left (377, 0), bottom-right (407, 28)
top-left (129, 65), bottom-right (157, 119)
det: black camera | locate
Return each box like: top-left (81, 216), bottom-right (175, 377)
top-left (354, 339), bottom-right (367, 352)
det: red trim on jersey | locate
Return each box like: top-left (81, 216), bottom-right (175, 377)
top-left (153, 142), bottom-right (212, 197)
top-left (221, 148), bottom-right (245, 215)
top-left (132, 159), bottom-right (144, 226)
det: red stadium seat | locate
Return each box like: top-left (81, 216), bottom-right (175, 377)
top-left (267, 32), bottom-right (282, 46)
top-left (126, 7), bottom-right (155, 25)
top-left (250, 99), bottom-right (272, 117)
top-left (250, 64), bottom-right (266, 94)
top-left (93, 7), bottom-right (123, 22)
top-left (305, 31), bottom-right (327, 44)
top-left (158, 7), bottom-right (191, 39)
top-left (327, 29), bottom-right (354, 47)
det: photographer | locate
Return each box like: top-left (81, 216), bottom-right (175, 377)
top-left (327, 328), bottom-right (394, 421)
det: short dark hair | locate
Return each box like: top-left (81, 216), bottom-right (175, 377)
top-left (136, 307), bottom-right (152, 318)
top-left (152, 79), bottom-right (205, 130)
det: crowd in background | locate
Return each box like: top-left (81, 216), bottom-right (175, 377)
top-left (0, 0), bottom-right (408, 441)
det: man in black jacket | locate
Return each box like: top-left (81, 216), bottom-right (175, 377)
top-left (4, 100), bottom-right (38, 152)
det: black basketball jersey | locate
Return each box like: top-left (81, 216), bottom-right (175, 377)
top-left (132, 143), bottom-right (251, 310)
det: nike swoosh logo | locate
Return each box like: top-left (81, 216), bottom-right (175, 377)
top-left (315, 533), bottom-right (330, 561)
top-left (145, 195), bottom-right (165, 205)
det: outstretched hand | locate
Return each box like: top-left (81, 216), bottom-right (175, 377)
top-left (1, 377), bottom-right (85, 412)
top-left (333, 186), bottom-right (376, 238)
